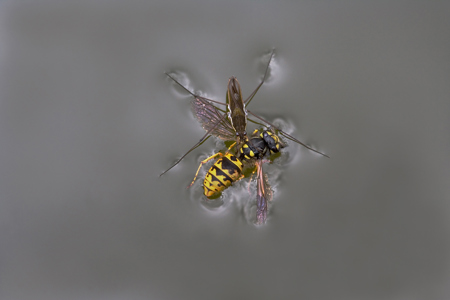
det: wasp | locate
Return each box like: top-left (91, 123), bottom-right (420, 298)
top-left (241, 128), bottom-right (285, 224)
top-left (188, 128), bottom-right (284, 224)
top-left (160, 50), bottom-right (328, 177)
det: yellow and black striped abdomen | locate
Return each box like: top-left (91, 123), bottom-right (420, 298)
top-left (203, 153), bottom-right (243, 198)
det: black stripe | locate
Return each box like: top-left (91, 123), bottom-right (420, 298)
top-left (205, 174), bottom-right (221, 187)
top-left (211, 166), bottom-right (232, 184)
top-left (221, 156), bottom-right (242, 174)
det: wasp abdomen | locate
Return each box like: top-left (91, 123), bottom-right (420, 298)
top-left (203, 153), bottom-right (243, 198)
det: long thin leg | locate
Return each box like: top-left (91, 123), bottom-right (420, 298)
top-left (165, 72), bottom-right (227, 106)
top-left (160, 134), bottom-right (211, 177)
top-left (244, 49), bottom-right (275, 107)
top-left (160, 107), bottom-right (231, 177)
top-left (187, 141), bottom-right (237, 188)
top-left (247, 110), bottom-right (329, 158)
top-left (187, 152), bottom-right (223, 188)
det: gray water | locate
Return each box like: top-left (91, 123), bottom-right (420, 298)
top-left (1, 1), bottom-right (449, 300)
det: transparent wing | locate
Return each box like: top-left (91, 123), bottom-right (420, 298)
top-left (191, 97), bottom-right (236, 141)
top-left (255, 160), bottom-right (272, 225)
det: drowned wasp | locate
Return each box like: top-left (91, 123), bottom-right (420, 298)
top-left (187, 128), bottom-right (284, 224)
top-left (160, 49), bottom-right (328, 223)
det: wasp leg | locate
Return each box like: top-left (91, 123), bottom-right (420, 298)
top-left (188, 141), bottom-right (238, 188)
top-left (188, 152), bottom-right (224, 188)
top-left (247, 110), bottom-right (329, 158)
top-left (228, 142), bottom-right (236, 150)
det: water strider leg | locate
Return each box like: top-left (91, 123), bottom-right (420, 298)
top-left (165, 72), bottom-right (227, 106)
top-left (247, 110), bottom-right (329, 158)
top-left (244, 49), bottom-right (275, 107)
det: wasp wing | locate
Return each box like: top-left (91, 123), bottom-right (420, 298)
top-left (255, 160), bottom-right (272, 225)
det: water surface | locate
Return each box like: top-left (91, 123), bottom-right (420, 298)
top-left (1, 1), bottom-right (449, 300)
